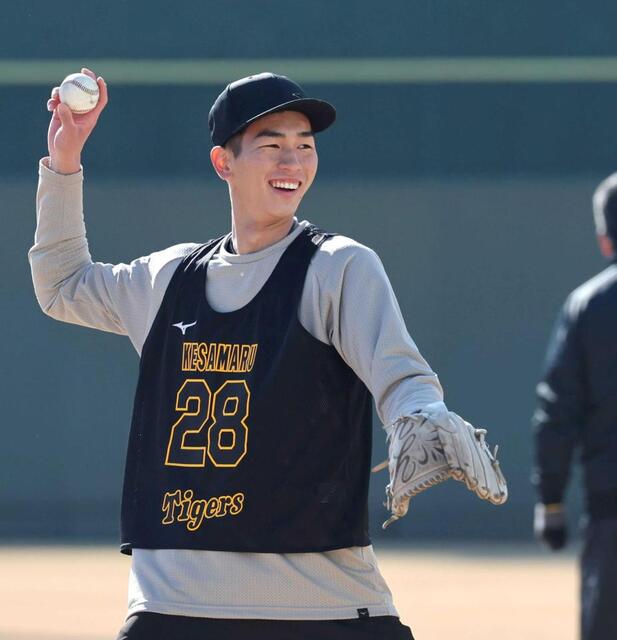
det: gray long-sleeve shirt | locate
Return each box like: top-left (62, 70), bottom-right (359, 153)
top-left (30, 159), bottom-right (443, 620)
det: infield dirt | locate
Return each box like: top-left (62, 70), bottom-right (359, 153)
top-left (0, 543), bottom-right (577, 640)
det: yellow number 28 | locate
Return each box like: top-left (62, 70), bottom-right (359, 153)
top-left (164, 379), bottom-right (250, 469)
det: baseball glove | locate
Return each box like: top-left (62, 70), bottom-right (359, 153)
top-left (375, 401), bottom-right (508, 528)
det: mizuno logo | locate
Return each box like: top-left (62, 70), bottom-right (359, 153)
top-left (172, 321), bottom-right (197, 335)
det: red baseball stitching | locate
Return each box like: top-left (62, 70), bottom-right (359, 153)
top-left (70, 79), bottom-right (99, 96)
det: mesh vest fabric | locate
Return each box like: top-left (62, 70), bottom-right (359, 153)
top-left (121, 226), bottom-right (373, 553)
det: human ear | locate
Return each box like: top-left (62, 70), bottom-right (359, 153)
top-left (210, 146), bottom-right (232, 180)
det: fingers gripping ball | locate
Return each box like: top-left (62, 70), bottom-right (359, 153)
top-left (59, 73), bottom-right (100, 114)
top-left (378, 401), bottom-right (508, 529)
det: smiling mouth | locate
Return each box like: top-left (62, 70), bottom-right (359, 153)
top-left (269, 179), bottom-right (301, 192)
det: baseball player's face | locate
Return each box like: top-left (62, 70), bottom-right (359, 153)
top-left (223, 111), bottom-right (318, 223)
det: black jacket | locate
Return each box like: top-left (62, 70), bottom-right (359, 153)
top-left (533, 261), bottom-right (617, 520)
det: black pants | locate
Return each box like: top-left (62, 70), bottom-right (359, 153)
top-left (581, 517), bottom-right (617, 640)
top-left (116, 612), bottom-right (415, 640)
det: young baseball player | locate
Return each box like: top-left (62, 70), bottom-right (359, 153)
top-left (31, 68), bottom-right (506, 640)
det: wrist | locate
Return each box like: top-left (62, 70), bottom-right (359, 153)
top-left (49, 154), bottom-right (81, 175)
top-left (535, 503), bottom-right (566, 528)
top-left (543, 503), bottom-right (564, 514)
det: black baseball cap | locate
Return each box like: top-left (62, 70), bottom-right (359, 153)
top-left (208, 72), bottom-right (336, 147)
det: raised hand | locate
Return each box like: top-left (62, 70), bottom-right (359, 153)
top-left (46, 67), bottom-right (108, 174)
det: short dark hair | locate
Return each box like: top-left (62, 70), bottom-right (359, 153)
top-left (223, 130), bottom-right (244, 157)
top-left (593, 173), bottom-right (617, 243)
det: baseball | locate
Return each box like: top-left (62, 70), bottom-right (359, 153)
top-left (59, 72), bottom-right (100, 114)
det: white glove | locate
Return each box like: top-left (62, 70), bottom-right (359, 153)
top-left (377, 402), bottom-right (508, 528)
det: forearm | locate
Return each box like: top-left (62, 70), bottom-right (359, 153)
top-left (29, 158), bottom-right (124, 333)
top-left (30, 158), bottom-right (88, 310)
top-left (532, 410), bottom-right (578, 503)
top-left (532, 383), bottom-right (581, 504)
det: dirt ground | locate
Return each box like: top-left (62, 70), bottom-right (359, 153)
top-left (0, 544), bottom-right (578, 640)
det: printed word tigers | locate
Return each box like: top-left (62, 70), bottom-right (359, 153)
top-left (162, 488), bottom-right (245, 532)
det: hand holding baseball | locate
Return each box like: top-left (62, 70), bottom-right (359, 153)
top-left (47, 68), bottom-right (108, 174)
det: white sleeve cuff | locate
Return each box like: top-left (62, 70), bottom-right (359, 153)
top-left (39, 157), bottom-right (83, 185)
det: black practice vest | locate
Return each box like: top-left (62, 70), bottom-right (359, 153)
top-left (120, 226), bottom-right (373, 554)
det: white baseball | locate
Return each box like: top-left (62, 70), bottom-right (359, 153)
top-left (59, 73), bottom-right (100, 114)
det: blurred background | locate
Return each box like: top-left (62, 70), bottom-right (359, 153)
top-left (2, 0), bottom-right (614, 547)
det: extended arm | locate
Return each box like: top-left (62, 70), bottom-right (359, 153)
top-left (306, 238), bottom-right (506, 525)
top-left (532, 297), bottom-right (585, 549)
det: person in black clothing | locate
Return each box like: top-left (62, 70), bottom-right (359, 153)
top-left (533, 172), bottom-right (617, 640)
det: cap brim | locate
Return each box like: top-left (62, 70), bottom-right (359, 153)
top-left (224, 98), bottom-right (336, 144)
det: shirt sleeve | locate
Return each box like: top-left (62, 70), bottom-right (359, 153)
top-left (532, 295), bottom-right (586, 504)
top-left (28, 158), bottom-right (196, 353)
top-left (301, 235), bottom-right (443, 426)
